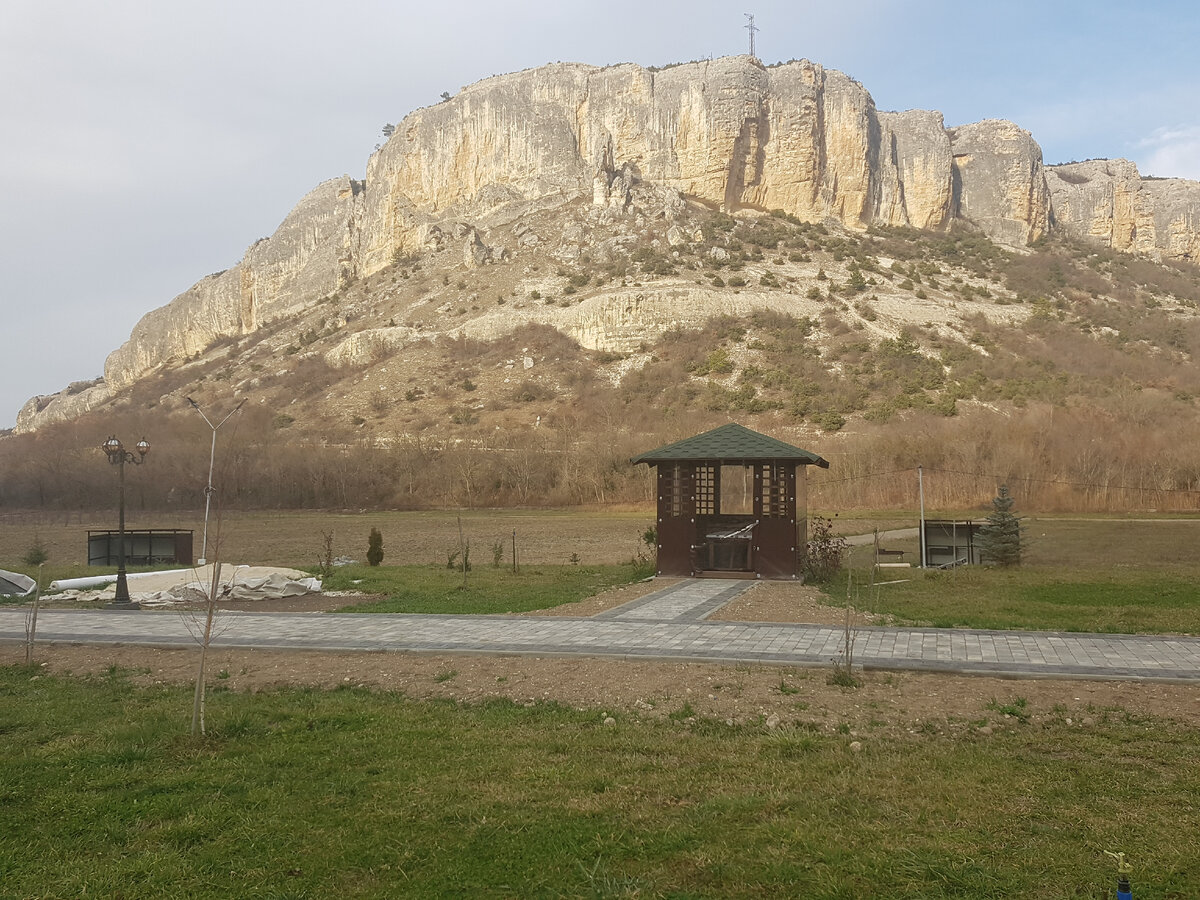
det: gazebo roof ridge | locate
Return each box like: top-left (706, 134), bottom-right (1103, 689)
top-left (631, 423), bottom-right (830, 467)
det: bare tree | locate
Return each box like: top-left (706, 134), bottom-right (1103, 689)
top-left (21, 538), bottom-right (48, 664)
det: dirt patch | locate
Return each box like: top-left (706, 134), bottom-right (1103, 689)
top-left (707, 580), bottom-right (893, 626)
top-left (8, 643), bottom-right (1199, 739)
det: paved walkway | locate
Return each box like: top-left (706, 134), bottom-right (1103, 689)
top-left (3, 579), bottom-right (1200, 682)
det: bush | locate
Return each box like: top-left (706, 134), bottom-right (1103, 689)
top-left (367, 528), bottom-right (384, 566)
top-left (804, 516), bottom-right (847, 582)
top-left (813, 412), bottom-right (846, 433)
top-left (22, 537), bottom-right (49, 568)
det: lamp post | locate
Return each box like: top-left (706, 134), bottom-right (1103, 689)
top-left (101, 435), bottom-right (150, 608)
top-left (186, 397), bottom-right (244, 566)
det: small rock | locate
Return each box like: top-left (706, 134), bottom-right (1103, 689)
top-left (978, 725), bottom-right (993, 736)
top-left (1082, 716), bottom-right (1096, 727)
top-left (603, 716), bottom-right (616, 727)
top-left (765, 713), bottom-right (780, 730)
top-left (1065, 717), bottom-right (1073, 725)
top-left (849, 741), bottom-right (862, 753)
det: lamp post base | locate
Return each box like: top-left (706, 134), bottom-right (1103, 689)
top-left (109, 571), bottom-right (140, 610)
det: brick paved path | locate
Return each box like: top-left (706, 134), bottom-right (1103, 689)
top-left (3, 579), bottom-right (1199, 682)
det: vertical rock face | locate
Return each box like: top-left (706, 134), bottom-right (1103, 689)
top-left (103, 177), bottom-right (362, 390)
top-left (949, 120), bottom-right (1050, 247)
top-left (1047, 159), bottom-right (1200, 261)
top-left (22, 55), bottom-right (1200, 431)
top-left (356, 56), bottom-right (1042, 283)
top-left (875, 110), bottom-right (954, 230)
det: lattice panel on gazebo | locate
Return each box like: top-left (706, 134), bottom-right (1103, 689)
top-left (659, 463), bottom-right (687, 518)
top-left (759, 463), bottom-right (790, 517)
top-left (693, 465), bottom-right (717, 515)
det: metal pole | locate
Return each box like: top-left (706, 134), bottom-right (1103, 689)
top-left (113, 455), bottom-right (135, 606)
top-left (918, 465), bottom-right (926, 569)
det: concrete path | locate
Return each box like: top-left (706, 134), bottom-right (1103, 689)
top-left (4, 577), bottom-right (1200, 682)
top-left (594, 579), bottom-right (754, 622)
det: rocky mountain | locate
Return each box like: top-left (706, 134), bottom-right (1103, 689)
top-left (15, 54), bottom-right (1200, 433)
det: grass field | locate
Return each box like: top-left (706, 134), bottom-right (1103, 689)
top-left (2, 665), bottom-right (1197, 899)
top-left (0, 508), bottom-right (655, 585)
top-left (830, 518), bottom-right (1200, 634)
top-left (321, 562), bottom-right (653, 614)
top-left (829, 566), bottom-right (1200, 635)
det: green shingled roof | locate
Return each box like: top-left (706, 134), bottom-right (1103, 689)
top-left (631, 423), bottom-right (830, 467)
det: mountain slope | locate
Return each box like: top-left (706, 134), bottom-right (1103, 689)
top-left (9, 53), bottom-right (1200, 512)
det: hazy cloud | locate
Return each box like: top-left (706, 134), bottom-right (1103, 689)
top-left (1136, 125), bottom-right (1200, 180)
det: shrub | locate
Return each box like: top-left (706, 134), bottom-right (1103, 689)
top-left (813, 412), bottom-right (846, 432)
top-left (804, 516), bottom-right (847, 582)
top-left (366, 528), bottom-right (384, 566)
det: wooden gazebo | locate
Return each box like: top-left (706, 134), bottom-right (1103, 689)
top-left (632, 423), bottom-right (830, 580)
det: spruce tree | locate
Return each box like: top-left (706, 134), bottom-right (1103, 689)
top-left (367, 527), bottom-right (384, 567)
top-left (977, 484), bottom-right (1022, 566)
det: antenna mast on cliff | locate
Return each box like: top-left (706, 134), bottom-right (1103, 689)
top-left (744, 13), bottom-right (759, 58)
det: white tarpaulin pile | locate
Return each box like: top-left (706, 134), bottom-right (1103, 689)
top-left (53, 565), bottom-right (322, 607)
top-left (0, 568), bottom-right (36, 598)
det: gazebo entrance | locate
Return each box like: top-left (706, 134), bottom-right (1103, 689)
top-left (633, 424), bottom-right (830, 580)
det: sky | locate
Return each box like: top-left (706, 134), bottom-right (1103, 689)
top-left (2, 0), bottom-right (1197, 429)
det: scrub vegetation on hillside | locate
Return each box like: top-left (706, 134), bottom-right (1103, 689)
top-left (3, 205), bottom-right (1200, 513)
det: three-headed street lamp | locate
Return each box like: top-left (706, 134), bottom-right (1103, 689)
top-left (101, 435), bottom-right (150, 608)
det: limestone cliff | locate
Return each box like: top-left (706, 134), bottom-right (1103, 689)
top-left (949, 120), bottom-right (1050, 247)
top-left (1047, 159), bottom-right (1200, 261)
top-left (356, 57), bottom-right (974, 276)
top-left (16, 55), bottom-right (1200, 433)
top-left (103, 177), bottom-right (362, 392)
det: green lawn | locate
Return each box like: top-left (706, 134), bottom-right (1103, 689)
top-left (320, 562), bottom-right (653, 614)
top-left (2, 667), bottom-right (1196, 898)
top-left (829, 565), bottom-right (1200, 634)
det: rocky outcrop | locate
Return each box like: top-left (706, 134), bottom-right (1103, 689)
top-left (1047, 159), bottom-right (1200, 261)
top-left (875, 110), bottom-right (954, 230)
top-left (950, 120), bottom-right (1050, 247)
top-left (17, 55), bottom-right (1200, 433)
top-left (15, 381), bottom-right (112, 432)
top-left (103, 177), bottom-right (362, 391)
top-left (105, 59), bottom-right (1059, 395)
top-left (356, 57), bottom-right (1025, 276)
top-left (324, 325), bottom-right (417, 368)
